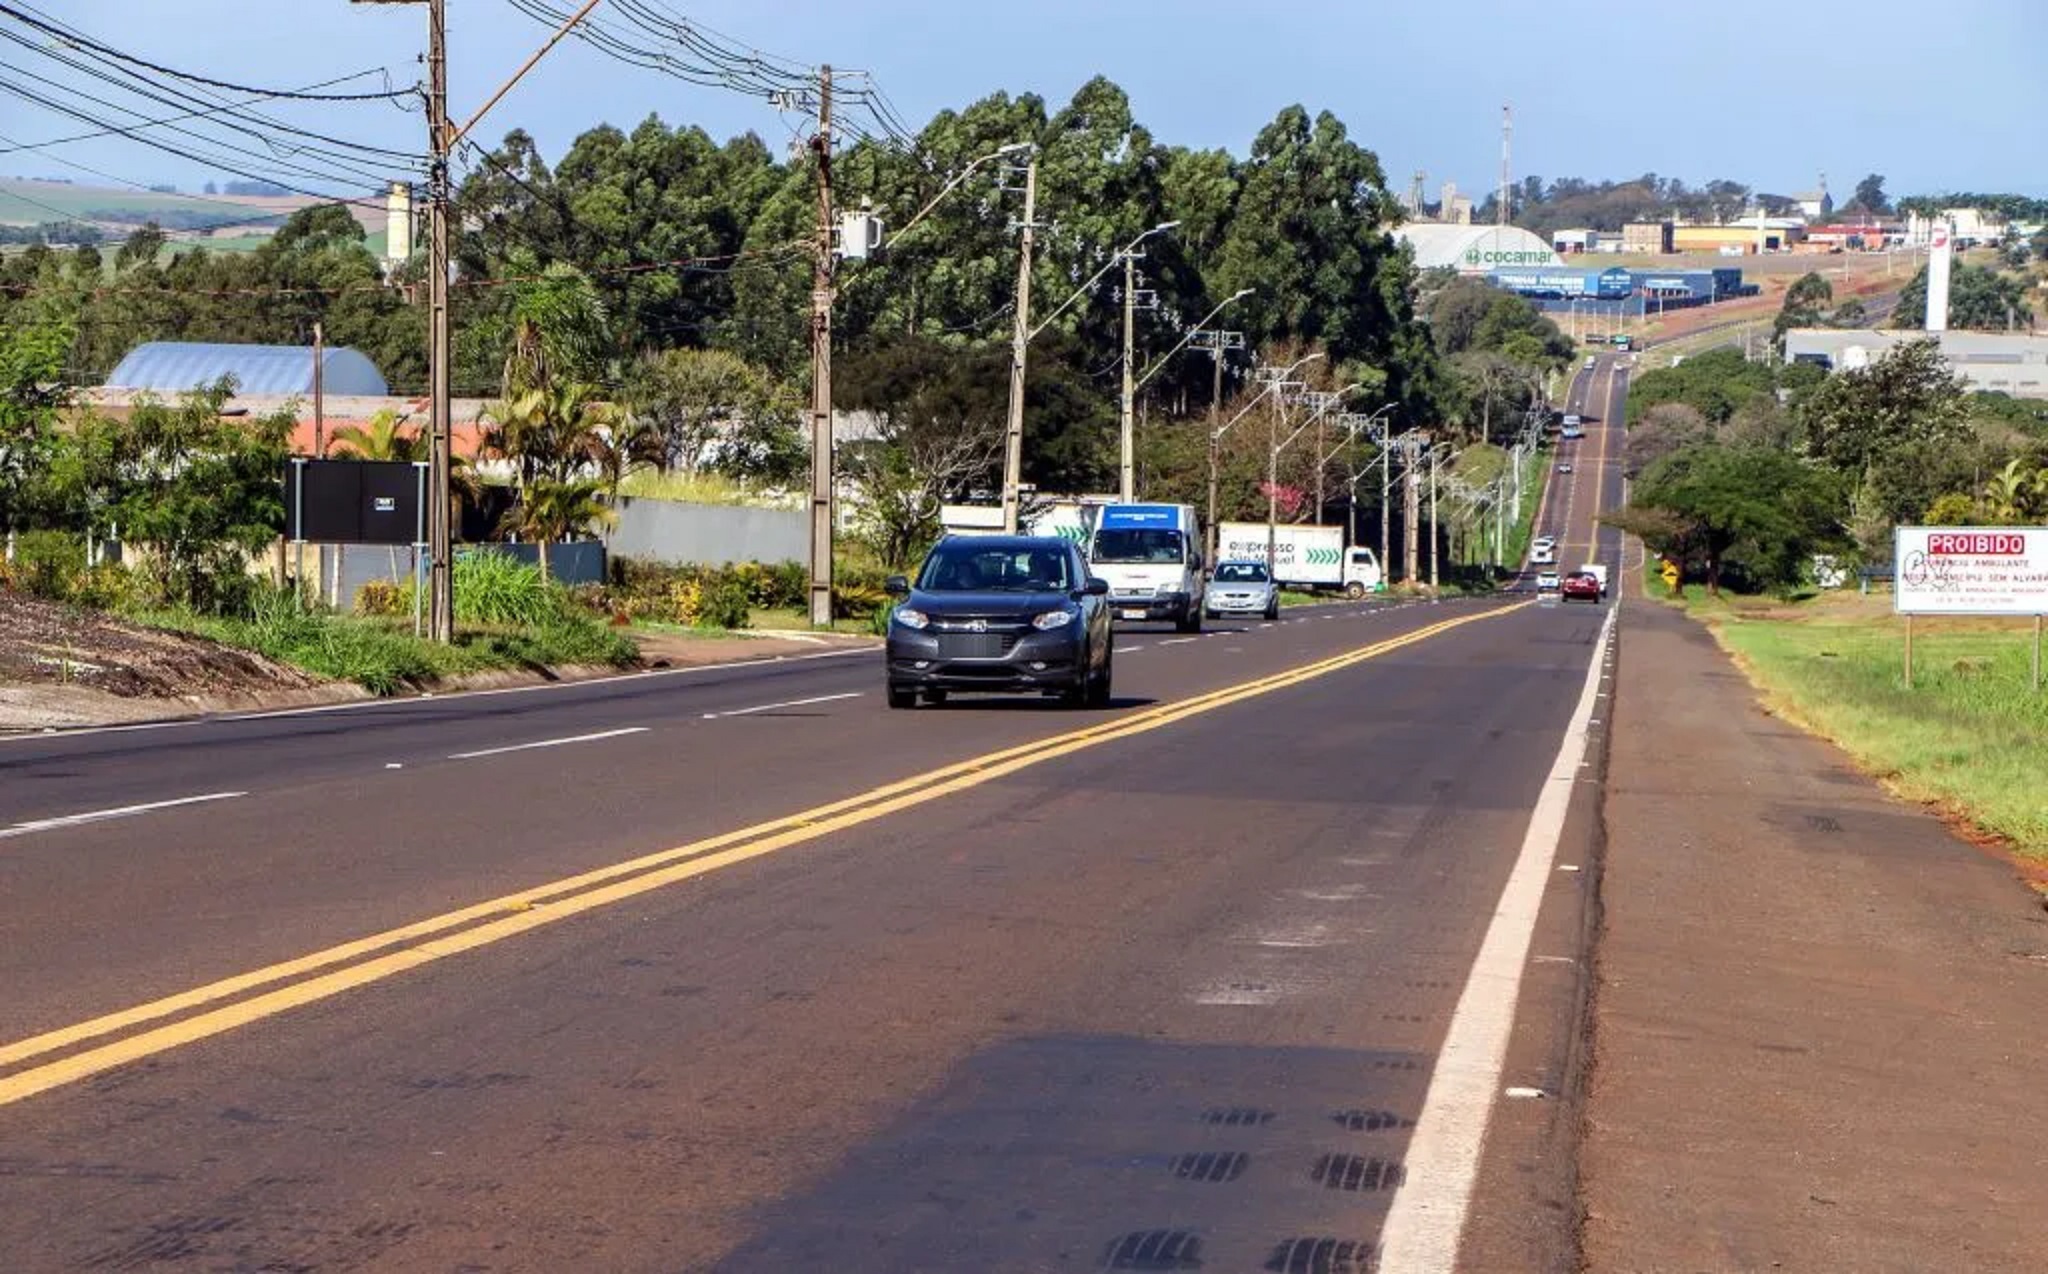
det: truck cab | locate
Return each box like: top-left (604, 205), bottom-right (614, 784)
top-left (1089, 503), bottom-right (1206, 632)
top-left (1343, 546), bottom-right (1383, 598)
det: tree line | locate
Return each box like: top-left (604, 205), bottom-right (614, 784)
top-left (2, 75), bottom-right (1585, 571)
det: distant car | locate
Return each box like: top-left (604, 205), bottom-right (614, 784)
top-left (1584, 356), bottom-right (1597, 370)
top-left (1530, 542), bottom-right (1556, 565)
top-left (1206, 560), bottom-right (1280, 621)
top-left (1560, 426), bottom-right (1585, 441)
top-left (1536, 570), bottom-right (1562, 592)
top-left (1532, 535), bottom-right (1557, 550)
top-left (884, 535), bottom-right (1113, 709)
top-left (1557, 462), bottom-right (1575, 474)
top-left (1561, 571), bottom-right (1602, 603)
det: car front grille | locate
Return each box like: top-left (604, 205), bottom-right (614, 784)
top-left (935, 632), bottom-right (1019, 660)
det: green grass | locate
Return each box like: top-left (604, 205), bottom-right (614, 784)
top-left (1673, 589), bottom-right (2048, 859)
top-left (748, 606), bottom-right (873, 634)
top-left (616, 470), bottom-right (799, 508)
top-left (138, 586), bottom-right (636, 697)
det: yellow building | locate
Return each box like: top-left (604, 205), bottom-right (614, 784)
top-left (1671, 221), bottom-right (1807, 254)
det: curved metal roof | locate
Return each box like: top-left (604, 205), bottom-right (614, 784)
top-left (104, 341), bottom-right (389, 396)
top-left (1395, 223), bottom-right (1562, 272)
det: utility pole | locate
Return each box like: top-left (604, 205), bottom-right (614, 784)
top-left (1119, 247), bottom-right (1137, 501)
top-left (1266, 387), bottom-right (1286, 572)
top-left (1193, 329), bottom-right (1241, 567)
top-left (1498, 104), bottom-right (1512, 228)
top-left (426, 0), bottom-right (452, 643)
top-left (311, 321), bottom-right (325, 459)
top-left (1000, 150), bottom-right (1039, 534)
top-left (1403, 436), bottom-right (1421, 587)
top-left (1428, 443), bottom-right (1440, 590)
top-left (1381, 436), bottom-right (1393, 581)
top-left (807, 66), bottom-right (835, 627)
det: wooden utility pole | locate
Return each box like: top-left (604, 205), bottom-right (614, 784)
top-left (311, 321), bottom-right (326, 459)
top-left (807, 66), bottom-right (835, 628)
top-left (426, 0), bottom-right (453, 642)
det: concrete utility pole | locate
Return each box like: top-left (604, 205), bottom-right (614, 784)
top-left (425, 0), bottom-right (452, 642)
top-left (1119, 247), bottom-right (1138, 501)
top-left (1428, 443), bottom-right (1442, 590)
top-left (807, 66), bottom-right (835, 627)
top-left (1381, 436), bottom-right (1393, 580)
top-left (1194, 328), bottom-right (1243, 567)
top-left (1000, 150), bottom-right (1039, 534)
top-left (1403, 436), bottom-right (1422, 587)
top-left (1266, 385), bottom-right (1286, 571)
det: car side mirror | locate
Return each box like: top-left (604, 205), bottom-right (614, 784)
top-left (1083, 578), bottom-right (1109, 596)
top-left (884, 575), bottom-right (910, 596)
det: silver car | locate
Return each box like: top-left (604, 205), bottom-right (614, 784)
top-left (1206, 560), bottom-right (1280, 620)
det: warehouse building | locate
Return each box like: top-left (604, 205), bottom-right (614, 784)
top-left (1395, 223), bottom-right (1562, 273)
top-left (104, 341), bottom-right (390, 396)
top-left (1784, 330), bottom-right (2048, 399)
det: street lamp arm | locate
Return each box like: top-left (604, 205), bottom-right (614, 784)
top-left (446, 0), bottom-right (606, 149)
top-left (884, 142), bottom-right (1032, 248)
top-left (1029, 222), bottom-right (1179, 342)
top-left (1133, 288), bottom-right (1253, 391)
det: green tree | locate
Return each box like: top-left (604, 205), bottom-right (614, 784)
top-left (1800, 337), bottom-right (1969, 551)
top-left (1613, 445), bottom-right (1844, 594)
top-left (1892, 263), bottom-right (2034, 332)
top-left (0, 309), bottom-right (74, 541)
top-left (1850, 173), bottom-right (1889, 216)
top-left (501, 476), bottom-right (614, 582)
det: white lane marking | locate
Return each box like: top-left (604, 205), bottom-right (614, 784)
top-left (448, 726), bottom-right (648, 760)
top-left (1504, 1086), bottom-right (1547, 1100)
top-left (1157, 637), bottom-right (1199, 646)
top-left (700, 691), bottom-right (861, 720)
top-left (1191, 982), bottom-right (1284, 1006)
top-left (0, 791), bottom-right (248, 841)
top-left (1376, 604), bottom-right (1614, 1273)
top-left (1114, 645), bottom-right (1146, 655)
top-left (3, 648), bottom-right (873, 744)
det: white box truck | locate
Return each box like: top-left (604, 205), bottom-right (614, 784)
top-left (1217, 522), bottom-right (1383, 597)
top-left (1089, 503), bottom-right (1207, 631)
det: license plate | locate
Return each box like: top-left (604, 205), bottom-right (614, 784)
top-left (1120, 608), bottom-right (1148, 620)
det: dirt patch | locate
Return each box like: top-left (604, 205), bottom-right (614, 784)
top-left (0, 592), bottom-right (879, 732)
top-left (0, 591), bottom-right (354, 729)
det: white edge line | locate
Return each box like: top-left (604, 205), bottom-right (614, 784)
top-left (1157, 637), bottom-right (1199, 646)
top-left (0, 647), bottom-right (874, 744)
top-left (1375, 603), bottom-right (1615, 1273)
top-left (703, 691), bottom-right (861, 719)
top-left (448, 726), bottom-right (648, 760)
top-left (0, 791), bottom-right (248, 840)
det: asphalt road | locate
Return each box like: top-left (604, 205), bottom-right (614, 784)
top-left (0, 402), bottom-right (1627, 1271)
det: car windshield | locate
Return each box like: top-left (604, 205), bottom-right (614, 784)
top-left (1092, 528), bottom-right (1184, 565)
top-left (916, 544), bottom-right (1075, 593)
top-left (1214, 563), bottom-right (1269, 583)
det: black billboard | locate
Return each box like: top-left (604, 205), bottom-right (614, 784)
top-left (286, 459), bottom-right (427, 545)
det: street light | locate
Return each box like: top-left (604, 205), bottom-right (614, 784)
top-left (1267, 386), bottom-right (1359, 571)
top-left (883, 141), bottom-right (1033, 248)
top-left (1207, 352), bottom-right (1321, 570)
top-left (1002, 215), bottom-right (1177, 530)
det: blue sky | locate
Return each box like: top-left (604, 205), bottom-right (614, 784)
top-left (20, 0), bottom-right (2048, 203)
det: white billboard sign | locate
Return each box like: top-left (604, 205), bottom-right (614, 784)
top-left (1894, 527), bottom-right (2048, 615)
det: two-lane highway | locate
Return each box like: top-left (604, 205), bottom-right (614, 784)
top-left (1, 495), bottom-right (1622, 1270)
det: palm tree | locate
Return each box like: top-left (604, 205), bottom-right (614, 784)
top-left (582, 400), bottom-right (658, 501)
top-left (484, 381), bottom-right (603, 487)
top-left (501, 475), bottom-right (614, 581)
top-left (1984, 458), bottom-right (2040, 523)
top-left (328, 409), bottom-right (425, 462)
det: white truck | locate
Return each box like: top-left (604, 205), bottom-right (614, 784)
top-left (1216, 522), bottom-right (1383, 598)
top-left (1580, 562), bottom-right (1610, 599)
top-left (1089, 503), bottom-right (1207, 632)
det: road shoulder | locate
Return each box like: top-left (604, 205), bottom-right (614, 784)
top-left (1581, 600), bottom-right (2048, 1272)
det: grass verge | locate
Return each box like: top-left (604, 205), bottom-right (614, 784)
top-left (141, 592), bottom-right (636, 697)
top-left (1670, 587), bottom-right (2048, 861)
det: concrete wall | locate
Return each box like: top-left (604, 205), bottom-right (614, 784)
top-left (604, 496), bottom-right (806, 566)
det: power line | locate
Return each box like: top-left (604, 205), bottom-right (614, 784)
top-left (0, 2), bottom-right (408, 101)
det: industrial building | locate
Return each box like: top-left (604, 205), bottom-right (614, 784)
top-left (1485, 265), bottom-right (1754, 318)
top-left (1670, 220), bottom-right (1807, 254)
top-left (1783, 330), bottom-right (2048, 399)
top-left (105, 341), bottom-right (390, 397)
top-left (1622, 222), bottom-right (1673, 254)
top-left (1396, 223), bottom-right (1562, 273)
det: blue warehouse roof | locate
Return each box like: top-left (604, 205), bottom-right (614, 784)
top-left (104, 341), bottom-right (389, 397)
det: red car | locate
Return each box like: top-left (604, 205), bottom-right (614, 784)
top-left (1560, 571), bottom-right (1602, 603)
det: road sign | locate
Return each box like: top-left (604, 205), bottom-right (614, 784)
top-left (1660, 559), bottom-right (1680, 591)
top-left (1894, 527), bottom-right (2048, 615)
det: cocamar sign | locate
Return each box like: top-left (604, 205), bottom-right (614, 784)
top-left (1462, 246), bottom-right (1559, 267)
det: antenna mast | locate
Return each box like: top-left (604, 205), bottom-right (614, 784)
top-left (1498, 104), bottom-right (1512, 227)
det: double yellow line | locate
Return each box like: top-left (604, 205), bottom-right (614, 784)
top-left (0, 601), bottom-right (1526, 1109)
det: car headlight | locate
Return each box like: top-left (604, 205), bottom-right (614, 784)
top-left (894, 607), bottom-right (929, 630)
top-left (1031, 609), bottom-right (1075, 630)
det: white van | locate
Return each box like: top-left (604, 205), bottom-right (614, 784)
top-left (1089, 503), bottom-right (1206, 632)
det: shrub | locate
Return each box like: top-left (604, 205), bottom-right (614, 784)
top-left (355, 578), bottom-right (405, 617)
top-left (7, 530), bottom-right (84, 600)
top-left (696, 573), bottom-right (752, 630)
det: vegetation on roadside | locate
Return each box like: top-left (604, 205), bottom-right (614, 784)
top-left (1667, 588), bottom-right (2048, 861)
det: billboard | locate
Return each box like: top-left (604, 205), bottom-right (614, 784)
top-left (1894, 527), bottom-right (2048, 615)
top-left (286, 459), bottom-right (428, 545)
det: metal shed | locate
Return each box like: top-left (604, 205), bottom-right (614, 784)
top-left (104, 341), bottom-right (390, 397)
